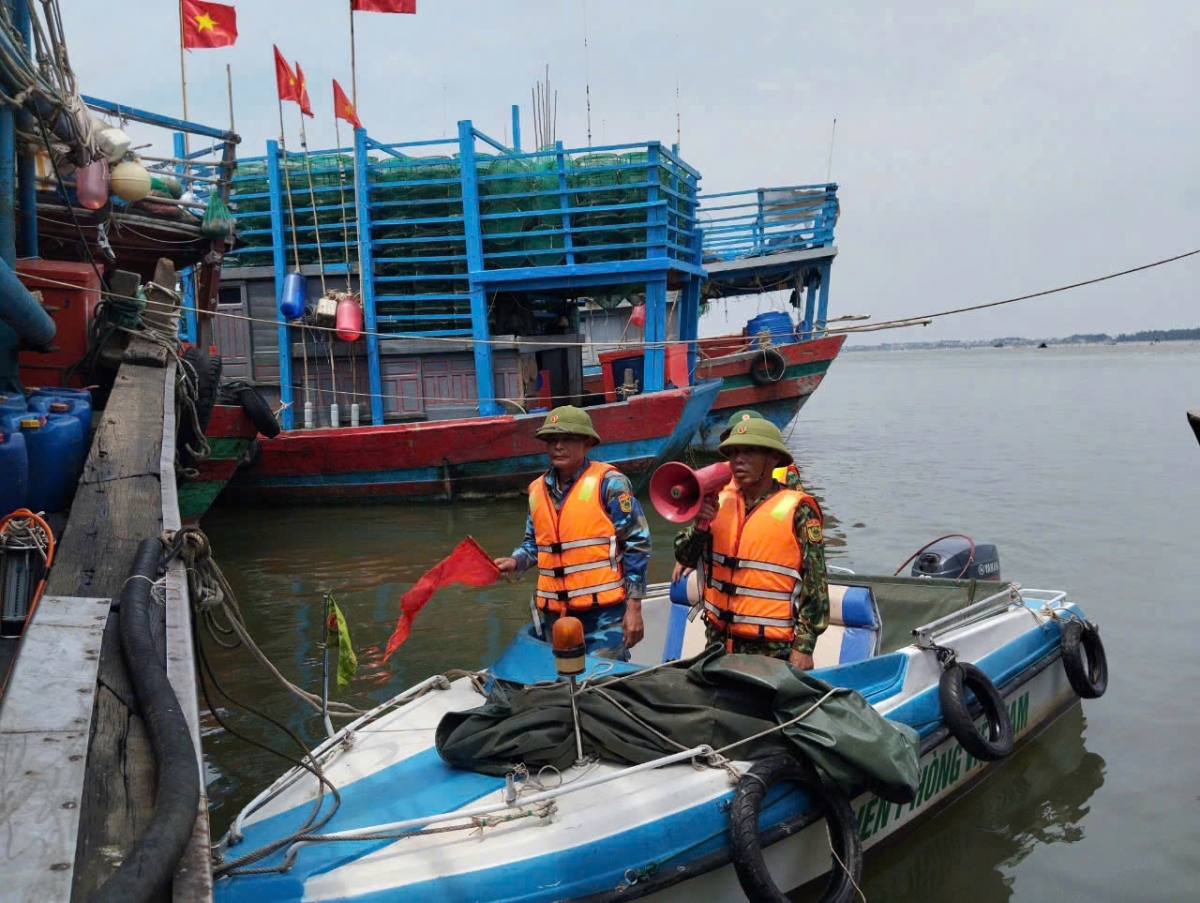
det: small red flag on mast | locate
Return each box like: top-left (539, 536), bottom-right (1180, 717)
top-left (351, 0), bottom-right (417, 12)
top-left (333, 80), bottom-right (363, 129)
top-left (181, 0), bottom-right (238, 49)
top-left (295, 63), bottom-right (315, 118)
top-left (273, 46), bottom-right (299, 103)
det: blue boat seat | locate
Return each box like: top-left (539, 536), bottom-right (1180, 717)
top-left (812, 584), bottom-right (881, 668)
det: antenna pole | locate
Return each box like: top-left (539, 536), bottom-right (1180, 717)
top-left (582, 0), bottom-right (592, 146)
top-left (826, 117), bottom-right (838, 182)
top-left (348, 0), bottom-right (359, 108)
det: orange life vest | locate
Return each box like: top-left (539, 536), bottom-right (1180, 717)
top-left (530, 461), bottom-right (626, 614)
top-left (702, 485), bottom-right (819, 643)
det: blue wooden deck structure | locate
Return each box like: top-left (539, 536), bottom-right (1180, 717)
top-left (225, 117), bottom-right (706, 430)
top-left (697, 183), bottom-right (839, 338)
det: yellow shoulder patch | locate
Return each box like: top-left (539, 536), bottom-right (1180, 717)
top-left (618, 492), bottom-right (633, 513)
top-left (805, 518), bottom-right (823, 544)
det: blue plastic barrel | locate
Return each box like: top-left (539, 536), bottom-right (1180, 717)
top-left (28, 393), bottom-right (92, 435)
top-left (0, 392), bottom-right (27, 419)
top-left (746, 311), bottom-right (796, 346)
top-left (0, 428), bottom-right (28, 517)
top-left (280, 271), bottom-right (307, 319)
top-left (2, 413), bottom-right (85, 513)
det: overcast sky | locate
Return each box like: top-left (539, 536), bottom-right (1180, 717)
top-left (62, 1), bottom-right (1198, 343)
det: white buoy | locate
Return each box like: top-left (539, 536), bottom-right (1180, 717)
top-left (331, 403), bottom-right (340, 428)
top-left (350, 403), bottom-right (360, 427)
top-left (304, 401), bottom-right (314, 430)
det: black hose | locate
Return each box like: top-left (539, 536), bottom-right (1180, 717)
top-left (94, 539), bottom-right (200, 903)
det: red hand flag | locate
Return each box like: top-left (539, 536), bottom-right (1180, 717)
top-left (182, 0), bottom-right (237, 49)
top-left (383, 537), bottom-right (500, 660)
top-left (295, 62), bottom-right (315, 118)
top-left (273, 46), bottom-right (299, 103)
top-left (333, 80), bottom-right (363, 129)
top-left (352, 0), bottom-right (417, 12)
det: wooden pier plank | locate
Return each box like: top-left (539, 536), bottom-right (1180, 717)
top-left (45, 353), bottom-right (171, 901)
top-left (0, 595), bottom-right (111, 901)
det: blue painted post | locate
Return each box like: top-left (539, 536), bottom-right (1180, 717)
top-left (266, 141), bottom-right (294, 430)
top-left (0, 101), bottom-right (14, 266)
top-left (181, 268), bottom-right (198, 344)
top-left (815, 261), bottom-right (832, 335)
top-left (354, 127), bottom-right (385, 425)
top-left (679, 275), bottom-right (700, 383)
top-left (511, 104), bottom-right (521, 152)
top-left (800, 273), bottom-right (816, 341)
top-left (13, 0), bottom-right (35, 258)
top-left (642, 144), bottom-right (669, 392)
top-left (754, 188), bottom-right (765, 256)
top-left (458, 121), bottom-right (500, 417)
top-left (555, 142), bottom-right (575, 267)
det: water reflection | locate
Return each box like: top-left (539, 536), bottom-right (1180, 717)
top-left (854, 704), bottom-right (1105, 902)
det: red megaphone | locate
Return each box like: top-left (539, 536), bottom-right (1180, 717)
top-left (649, 461), bottom-right (732, 524)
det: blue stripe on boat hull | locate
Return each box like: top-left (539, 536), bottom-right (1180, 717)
top-left (216, 606), bottom-right (1077, 902)
top-left (216, 748), bottom-right (504, 903)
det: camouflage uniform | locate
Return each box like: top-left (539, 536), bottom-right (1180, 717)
top-left (674, 480), bottom-right (829, 658)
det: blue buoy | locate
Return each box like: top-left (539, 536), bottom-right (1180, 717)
top-left (746, 311), bottom-right (796, 346)
top-left (0, 427), bottom-right (28, 517)
top-left (280, 271), bottom-right (307, 320)
top-left (2, 413), bottom-right (85, 513)
top-left (28, 392), bottom-right (92, 435)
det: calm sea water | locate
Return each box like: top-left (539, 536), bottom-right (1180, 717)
top-left (203, 342), bottom-right (1200, 902)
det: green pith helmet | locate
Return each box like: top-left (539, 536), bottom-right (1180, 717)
top-left (719, 409), bottom-right (765, 442)
top-left (535, 405), bottom-right (602, 446)
top-left (718, 417), bottom-right (794, 467)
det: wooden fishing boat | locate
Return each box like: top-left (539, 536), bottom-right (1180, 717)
top-left (225, 378), bottom-right (719, 503)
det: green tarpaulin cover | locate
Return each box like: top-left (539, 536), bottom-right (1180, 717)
top-left (436, 647), bottom-right (921, 804)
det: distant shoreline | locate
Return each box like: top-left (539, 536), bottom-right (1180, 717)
top-left (847, 329), bottom-right (1200, 352)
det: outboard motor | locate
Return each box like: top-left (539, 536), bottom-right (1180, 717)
top-left (911, 536), bottom-right (1001, 581)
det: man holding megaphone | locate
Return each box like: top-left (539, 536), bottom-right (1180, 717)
top-left (672, 413), bottom-right (829, 670)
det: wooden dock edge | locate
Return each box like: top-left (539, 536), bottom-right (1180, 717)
top-left (0, 260), bottom-right (211, 902)
top-left (161, 355), bottom-right (215, 902)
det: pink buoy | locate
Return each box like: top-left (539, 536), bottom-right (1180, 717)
top-left (76, 158), bottom-right (110, 210)
top-left (335, 296), bottom-right (364, 342)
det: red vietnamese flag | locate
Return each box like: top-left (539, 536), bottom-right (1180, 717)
top-left (383, 537), bottom-right (500, 660)
top-left (295, 62), bottom-right (315, 118)
top-left (181, 0), bottom-right (238, 49)
top-left (352, 0), bottom-right (417, 12)
top-left (273, 46), bottom-right (299, 103)
top-left (332, 80), bottom-right (362, 129)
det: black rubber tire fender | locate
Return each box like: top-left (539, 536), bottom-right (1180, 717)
top-left (237, 437), bottom-right (262, 471)
top-left (749, 346), bottom-right (789, 386)
top-left (178, 347), bottom-right (217, 465)
top-left (729, 754), bottom-right (862, 903)
top-left (197, 352), bottom-right (222, 433)
top-left (938, 661), bottom-right (1014, 762)
top-left (235, 385), bottom-right (281, 438)
top-left (1061, 620), bottom-right (1108, 699)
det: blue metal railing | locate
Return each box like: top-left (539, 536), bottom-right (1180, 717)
top-left (229, 119), bottom-right (706, 425)
top-left (698, 183), bottom-right (838, 262)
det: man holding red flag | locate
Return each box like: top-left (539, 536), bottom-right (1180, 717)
top-left (181, 0), bottom-right (237, 48)
top-left (493, 407), bottom-right (650, 660)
